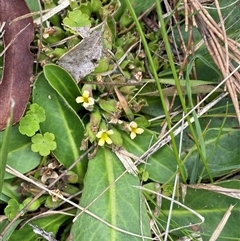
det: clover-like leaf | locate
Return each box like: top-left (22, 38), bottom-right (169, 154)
top-left (4, 199), bottom-right (24, 221)
top-left (27, 103), bottom-right (46, 123)
top-left (31, 132), bottom-right (57, 156)
top-left (18, 115), bottom-right (40, 137)
top-left (63, 10), bottom-right (91, 28)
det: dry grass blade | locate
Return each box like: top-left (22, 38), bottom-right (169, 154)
top-left (186, 0), bottom-right (240, 124)
top-left (185, 183), bottom-right (240, 199)
top-left (209, 204), bottom-right (234, 241)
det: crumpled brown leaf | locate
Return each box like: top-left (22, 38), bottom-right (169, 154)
top-left (0, 0), bottom-right (34, 130)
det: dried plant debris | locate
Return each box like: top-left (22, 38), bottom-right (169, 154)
top-left (0, 0), bottom-right (34, 130)
top-left (58, 29), bottom-right (103, 83)
top-left (185, 0), bottom-right (240, 124)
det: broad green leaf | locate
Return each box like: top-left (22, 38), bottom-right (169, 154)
top-left (122, 131), bottom-right (181, 183)
top-left (9, 214), bottom-right (70, 241)
top-left (141, 97), bottom-right (165, 117)
top-left (0, 126), bottom-right (41, 180)
top-left (159, 180), bottom-right (240, 240)
top-left (33, 73), bottom-right (86, 181)
top-left (0, 178), bottom-right (22, 203)
top-left (43, 64), bottom-right (82, 112)
top-left (25, 0), bottom-right (40, 13)
top-left (98, 99), bottom-right (117, 113)
top-left (183, 129), bottom-right (240, 180)
top-left (71, 147), bottom-right (151, 240)
top-left (1, 180), bottom-right (22, 202)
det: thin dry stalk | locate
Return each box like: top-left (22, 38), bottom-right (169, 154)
top-left (186, 0), bottom-right (240, 123)
top-left (209, 204), bottom-right (234, 241)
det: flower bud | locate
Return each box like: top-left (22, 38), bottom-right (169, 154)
top-left (23, 197), bottom-right (41, 212)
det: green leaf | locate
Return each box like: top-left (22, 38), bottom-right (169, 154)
top-left (31, 132), bottom-right (57, 156)
top-left (159, 180), bottom-right (240, 240)
top-left (122, 130), bottom-right (181, 183)
top-left (4, 199), bottom-right (24, 221)
top-left (1, 180), bottom-right (22, 202)
top-left (22, 197), bottom-right (41, 212)
top-left (43, 64), bottom-right (82, 112)
top-left (109, 126), bottom-right (123, 146)
top-left (71, 147), bottom-right (151, 240)
top-left (0, 126), bottom-right (41, 180)
top-left (115, 0), bottom-right (155, 20)
top-left (63, 9), bottom-right (91, 27)
top-left (25, 0), bottom-right (40, 13)
top-left (0, 104), bottom-right (13, 193)
top-left (0, 219), bottom-right (22, 241)
top-left (9, 213), bottom-right (70, 241)
top-left (18, 115), bottom-right (40, 137)
top-left (183, 128), bottom-right (240, 179)
top-left (27, 103), bottom-right (46, 123)
top-left (33, 73), bottom-right (86, 181)
top-left (18, 103), bottom-right (46, 137)
top-left (91, 0), bottom-right (102, 13)
top-left (98, 99), bottom-right (117, 113)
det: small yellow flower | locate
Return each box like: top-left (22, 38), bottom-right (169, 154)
top-left (128, 121), bottom-right (144, 139)
top-left (96, 129), bottom-right (114, 146)
top-left (76, 90), bottom-right (94, 109)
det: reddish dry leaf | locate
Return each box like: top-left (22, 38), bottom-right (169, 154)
top-left (0, 0), bottom-right (34, 130)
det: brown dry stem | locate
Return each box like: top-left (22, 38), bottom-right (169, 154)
top-left (185, 0), bottom-right (240, 124)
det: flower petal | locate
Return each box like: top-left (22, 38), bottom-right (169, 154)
top-left (105, 136), bottom-right (113, 144)
top-left (88, 97), bottom-right (94, 105)
top-left (107, 129), bottom-right (114, 135)
top-left (82, 90), bottom-right (90, 97)
top-left (130, 132), bottom-right (136, 139)
top-left (130, 121), bottom-right (137, 128)
top-left (96, 130), bottom-right (104, 138)
top-left (98, 138), bottom-right (105, 146)
top-left (135, 128), bottom-right (144, 134)
top-left (76, 96), bottom-right (84, 103)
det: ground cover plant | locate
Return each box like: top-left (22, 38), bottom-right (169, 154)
top-left (0, 0), bottom-right (240, 240)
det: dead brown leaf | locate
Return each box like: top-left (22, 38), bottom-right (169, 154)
top-left (0, 0), bottom-right (34, 130)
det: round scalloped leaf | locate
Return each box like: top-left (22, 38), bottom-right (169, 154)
top-left (63, 10), bottom-right (91, 28)
top-left (4, 199), bottom-right (24, 221)
top-left (27, 103), bottom-right (46, 123)
top-left (31, 132), bottom-right (57, 156)
top-left (18, 115), bottom-right (40, 137)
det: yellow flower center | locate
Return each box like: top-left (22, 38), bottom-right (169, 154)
top-left (101, 132), bottom-right (109, 140)
top-left (131, 127), bottom-right (137, 133)
top-left (83, 96), bottom-right (90, 103)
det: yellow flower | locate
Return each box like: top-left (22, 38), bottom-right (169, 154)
top-left (128, 121), bottom-right (144, 139)
top-left (76, 90), bottom-right (94, 109)
top-left (96, 129), bottom-right (114, 146)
